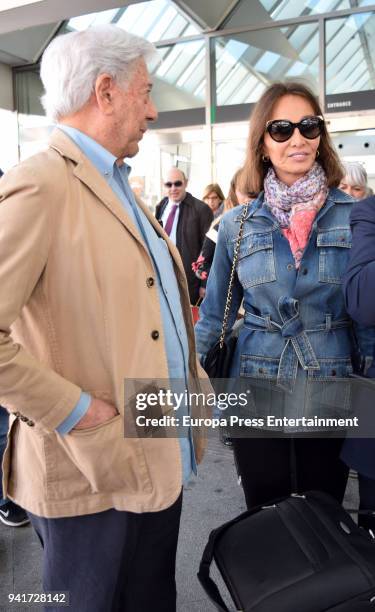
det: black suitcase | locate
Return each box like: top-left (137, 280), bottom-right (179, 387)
top-left (198, 491), bottom-right (375, 612)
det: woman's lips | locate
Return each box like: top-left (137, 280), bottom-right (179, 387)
top-left (289, 152), bottom-right (309, 161)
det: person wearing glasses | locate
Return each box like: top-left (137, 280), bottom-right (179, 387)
top-left (196, 81), bottom-right (368, 509)
top-left (202, 183), bottom-right (225, 217)
top-left (156, 168), bottom-right (213, 303)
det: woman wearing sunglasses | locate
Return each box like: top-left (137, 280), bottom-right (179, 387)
top-left (195, 81), bottom-right (369, 509)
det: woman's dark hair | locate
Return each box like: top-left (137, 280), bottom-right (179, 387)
top-left (239, 81), bottom-right (344, 195)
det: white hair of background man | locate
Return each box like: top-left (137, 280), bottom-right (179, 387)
top-left (40, 25), bottom-right (157, 123)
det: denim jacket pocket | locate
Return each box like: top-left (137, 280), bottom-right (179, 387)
top-left (306, 358), bottom-right (353, 416)
top-left (237, 232), bottom-right (276, 289)
top-left (317, 228), bottom-right (351, 284)
top-left (307, 357), bottom-right (353, 380)
top-left (240, 354), bottom-right (279, 379)
top-left (238, 355), bottom-right (285, 419)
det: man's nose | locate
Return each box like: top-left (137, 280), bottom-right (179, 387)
top-left (147, 98), bottom-right (158, 122)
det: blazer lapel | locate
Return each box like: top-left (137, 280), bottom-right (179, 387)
top-left (49, 129), bottom-right (188, 284)
top-left (49, 130), bottom-right (147, 253)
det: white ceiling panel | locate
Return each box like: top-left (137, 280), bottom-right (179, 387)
top-left (172, 0), bottom-right (239, 29)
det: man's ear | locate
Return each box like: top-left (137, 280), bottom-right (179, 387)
top-left (94, 74), bottom-right (116, 115)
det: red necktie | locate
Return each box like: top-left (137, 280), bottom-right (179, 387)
top-left (164, 204), bottom-right (178, 236)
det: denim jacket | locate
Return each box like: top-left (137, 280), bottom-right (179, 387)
top-left (196, 188), bottom-right (374, 418)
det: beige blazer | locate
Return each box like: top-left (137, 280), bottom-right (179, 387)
top-left (0, 129), bottom-right (208, 518)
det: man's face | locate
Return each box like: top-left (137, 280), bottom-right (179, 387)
top-left (164, 169), bottom-right (187, 203)
top-left (111, 59), bottom-right (157, 159)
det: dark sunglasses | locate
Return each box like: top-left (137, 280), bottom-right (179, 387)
top-left (265, 115), bottom-right (324, 142)
top-left (164, 180), bottom-right (183, 188)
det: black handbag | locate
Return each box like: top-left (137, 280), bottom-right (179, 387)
top-left (198, 491), bottom-right (375, 612)
top-left (203, 202), bottom-right (250, 380)
top-left (204, 335), bottom-right (238, 379)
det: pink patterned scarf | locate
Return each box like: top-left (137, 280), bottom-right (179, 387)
top-left (264, 162), bottom-right (328, 268)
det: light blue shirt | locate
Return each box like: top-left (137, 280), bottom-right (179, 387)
top-left (55, 126), bottom-right (195, 483)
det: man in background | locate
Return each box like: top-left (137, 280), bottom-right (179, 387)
top-left (156, 167), bottom-right (213, 303)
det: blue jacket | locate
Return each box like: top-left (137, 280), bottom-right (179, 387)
top-left (196, 188), bottom-right (371, 422)
top-left (343, 197), bottom-right (375, 330)
top-left (342, 196), bottom-right (375, 478)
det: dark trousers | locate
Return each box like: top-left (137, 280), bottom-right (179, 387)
top-left (358, 474), bottom-right (375, 531)
top-left (28, 492), bottom-right (182, 612)
top-left (233, 436), bottom-right (349, 510)
top-left (0, 406), bottom-right (9, 505)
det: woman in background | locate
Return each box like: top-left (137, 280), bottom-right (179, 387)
top-left (193, 170), bottom-right (250, 295)
top-left (339, 161), bottom-right (372, 200)
top-left (202, 183), bottom-right (225, 218)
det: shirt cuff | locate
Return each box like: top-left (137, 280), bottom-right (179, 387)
top-left (55, 392), bottom-right (91, 435)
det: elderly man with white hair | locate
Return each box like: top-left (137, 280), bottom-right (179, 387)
top-left (0, 25), bottom-right (207, 611)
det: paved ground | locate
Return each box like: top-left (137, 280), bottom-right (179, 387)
top-left (0, 436), bottom-right (358, 612)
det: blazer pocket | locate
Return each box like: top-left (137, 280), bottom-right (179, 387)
top-left (57, 415), bottom-right (150, 494)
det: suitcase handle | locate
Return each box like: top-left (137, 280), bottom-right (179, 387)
top-left (197, 500), bottom-right (278, 612)
top-left (197, 527), bottom-right (231, 612)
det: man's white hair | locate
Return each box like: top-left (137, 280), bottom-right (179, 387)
top-left (40, 25), bottom-right (157, 123)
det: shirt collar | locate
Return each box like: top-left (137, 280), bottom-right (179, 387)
top-left (57, 125), bottom-right (131, 179)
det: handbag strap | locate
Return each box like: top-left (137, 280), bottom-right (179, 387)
top-left (219, 202), bottom-right (250, 349)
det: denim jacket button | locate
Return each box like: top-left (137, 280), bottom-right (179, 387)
top-left (287, 263), bottom-right (294, 271)
top-left (302, 268), bottom-right (308, 275)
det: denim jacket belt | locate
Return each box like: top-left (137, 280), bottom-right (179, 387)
top-left (244, 297), bottom-right (352, 392)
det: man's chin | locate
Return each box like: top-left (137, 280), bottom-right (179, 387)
top-left (124, 142), bottom-right (139, 159)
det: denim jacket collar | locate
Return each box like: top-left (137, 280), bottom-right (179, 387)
top-left (236, 187), bottom-right (353, 227)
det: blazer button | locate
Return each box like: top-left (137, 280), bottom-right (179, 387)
top-left (151, 330), bottom-right (159, 340)
top-left (302, 268), bottom-right (308, 275)
top-left (20, 415), bottom-right (28, 422)
top-left (146, 277), bottom-right (155, 288)
top-left (27, 420), bottom-right (35, 427)
top-left (14, 411), bottom-right (22, 418)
